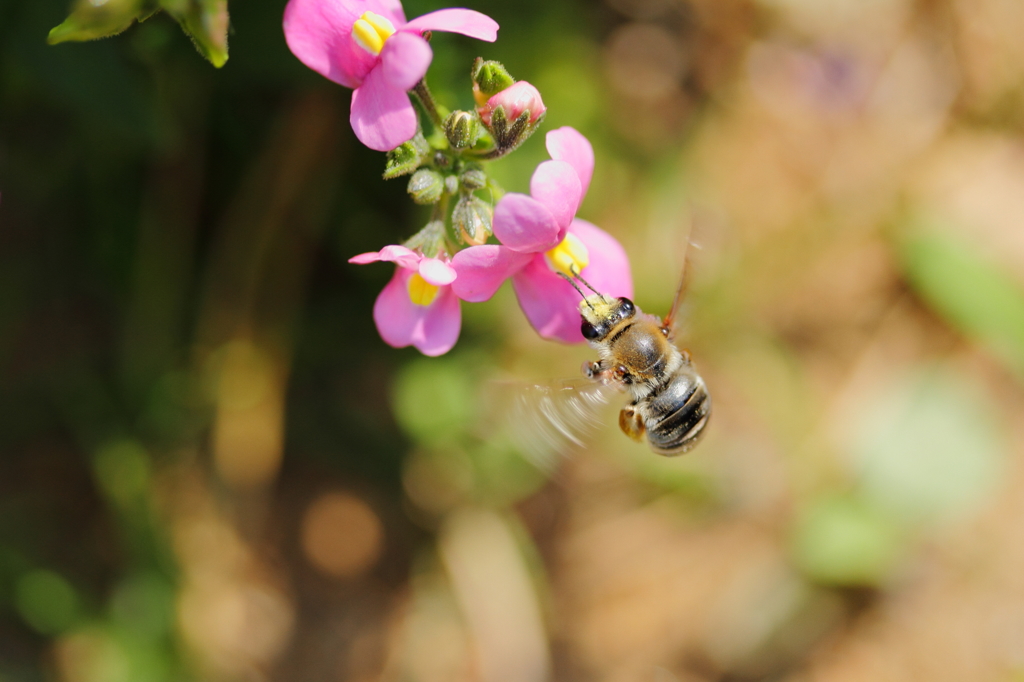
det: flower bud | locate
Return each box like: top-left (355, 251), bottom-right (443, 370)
top-left (477, 81), bottom-right (546, 127)
top-left (444, 175), bottom-right (459, 195)
top-left (443, 110), bottom-right (481, 150)
top-left (471, 58), bottom-right (515, 105)
top-left (407, 169), bottom-right (444, 204)
top-left (404, 220), bottom-right (447, 257)
top-left (460, 168), bottom-right (487, 191)
top-left (383, 131), bottom-right (430, 179)
top-left (452, 195), bottom-right (493, 246)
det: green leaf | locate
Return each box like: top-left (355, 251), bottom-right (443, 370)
top-left (161, 0), bottom-right (229, 68)
top-left (900, 224), bottom-right (1024, 378)
top-left (47, 0), bottom-right (160, 44)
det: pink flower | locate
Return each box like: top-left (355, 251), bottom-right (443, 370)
top-left (477, 81), bottom-right (546, 126)
top-left (283, 0), bottom-right (499, 151)
top-left (350, 245), bottom-right (461, 356)
top-left (451, 127), bottom-right (633, 343)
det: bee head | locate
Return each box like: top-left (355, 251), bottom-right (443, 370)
top-left (580, 296), bottom-right (636, 341)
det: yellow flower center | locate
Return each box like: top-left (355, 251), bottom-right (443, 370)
top-left (352, 12), bottom-right (396, 56)
top-left (407, 272), bottom-right (440, 306)
top-left (544, 233), bottom-right (590, 278)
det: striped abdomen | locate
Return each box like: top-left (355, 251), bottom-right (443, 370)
top-left (641, 366), bottom-right (711, 455)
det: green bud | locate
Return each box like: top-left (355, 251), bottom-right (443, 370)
top-left (460, 168), bottom-right (487, 191)
top-left (487, 107), bottom-right (537, 157)
top-left (472, 58), bottom-right (515, 98)
top-left (383, 132), bottom-right (430, 179)
top-left (444, 175), bottom-right (459, 195)
top-left (404, 220), bottom-right (447, 258)
top-left (407, 169), bottom-right (444, 205)
top-left (443, 110), bottom-right (481, 150)
top-left (490, 105), bottom-right (509, 141)
top-left (452, 195), bottom-right (493, 246)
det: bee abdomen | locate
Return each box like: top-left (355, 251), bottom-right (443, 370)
top-left (643, 369), bottom-right (711, 456)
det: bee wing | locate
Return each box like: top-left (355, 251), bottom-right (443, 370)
top-left (509, 379), bottom-right (619, 472)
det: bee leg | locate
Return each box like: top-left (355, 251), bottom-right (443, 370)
top-left (618, 405), bottom-right (646, 442)
top-left (584, 361), bottom-right (632, 389)
top-left (582, 360), bottom-right (603, 379)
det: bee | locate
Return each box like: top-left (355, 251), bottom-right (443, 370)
top-left (562, 268), bottom-right (711, 456)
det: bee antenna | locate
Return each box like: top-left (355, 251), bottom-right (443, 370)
top-left (569, 266), bottom-right (607, 301)
top-left (557, 272), bottom-right (595, 310)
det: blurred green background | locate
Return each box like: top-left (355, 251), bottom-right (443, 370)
top-left (3, 0), bottom-right (1024, 680)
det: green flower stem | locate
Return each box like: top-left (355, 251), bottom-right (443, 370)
top-left (469, 141), bottom-right (522, 161)
top-left (433, 192), bottom-right (450, 223)
top-left (477, 146), bottom-right (510, 160)
top-left (434, 193), bottom-right (459, 254)
top-left (486, 178), bottom-right (505, 202)
top-left (412, 79), bottom-right (444, 131)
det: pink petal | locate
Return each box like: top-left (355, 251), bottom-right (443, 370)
top-left (510, 219), bottom-right (634, 344)
top-left (482, 81), bottom-right (545, 125)
top-left (511, 255), bottom-right (588, 343)
top-left (546, 127), bottom-right (594, 205)
top-left (451, 245), bottom-right (533, 302)
top-left (530, 160), bottom-right (581, 233)
top-left (569, 218), bottom-right (634, 300)
top-left (414, 286), bottom-right (461, 356)
top-left (419, 257), bottom-right (457, 285)
top-left (350, 66), bottom-right (418, 151)
top-left (375, 0), bottom-right (406, 25)
top-left (350, 244), bottom-right (420, 267)
top-left (376, 244), bottom-right (420, 268)
top-left (492, 193), bottom-right (562, 253)
top-left (283, 0), bottom-right (402, 88)
top-left (374, 268), bottom-right (420, 347)
top-left (349, 251), bottom-right (383, 264)
top-left (380, 32), bottom-right (432, 91)
top-left (403, 9), bottom-right (499, 41)
top-left (373, 268), bottom-right (461, 356)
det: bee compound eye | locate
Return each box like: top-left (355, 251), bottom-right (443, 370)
top-left (581, 321), bottom-right (602, 340)
top-left (617, 297), bottom-right (635, 317)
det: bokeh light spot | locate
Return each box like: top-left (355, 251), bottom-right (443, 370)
top-left (301, 493), bottom-right (383, 579)
top-left (53, 628), bottom-right (131, 682)
top-left (212, 340), bottom-right (274, 411)
top-left (791, 495), bottom-right (902, 587)
top-left (110, 572), bottom-right (175, 640)
top-left (392, 359), bottom-right (476, 446)
top-left (15, 569), bottom-right (80, 635)
top-left (604, 23), bottom-right (687, 100)
top-left (850, 369), bottom-right (1004, 525)
top-left (211, 339), bottom-right (286, 489)
top-left (93, 439), bottom-right (150, 507)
